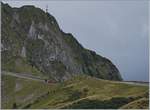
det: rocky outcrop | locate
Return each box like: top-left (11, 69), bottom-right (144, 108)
top-left (1, 3), bottom-right (122, 81)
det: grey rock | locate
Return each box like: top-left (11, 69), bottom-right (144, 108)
top-left (1, 3), bottom-right (122, 81)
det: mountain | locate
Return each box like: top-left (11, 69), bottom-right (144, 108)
top-left (1, 2), bottom-right (122, 81)
top-left (1, 3), bottom-right (149, 109)
top-left (2, 72), bottom-right (148, 109)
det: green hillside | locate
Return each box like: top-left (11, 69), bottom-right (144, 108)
top-left (120, 97), bottom-right (149, 109)
top-left (2, 73), bottom-right (148, 109)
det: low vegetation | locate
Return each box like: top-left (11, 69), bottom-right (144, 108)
top-left (2, 73), bottom-right (149, 109)
top-left (2, 56), bottom-right (48, 79)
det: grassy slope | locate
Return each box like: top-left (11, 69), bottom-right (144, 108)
top-left (1, 74), bottom-right (57, 109)
top-left (120, 98), bottom-right (149, 109)
top-left (2, 74), bottom-right (149, 109)
top-left (2, 56), bottom-right (48, 79)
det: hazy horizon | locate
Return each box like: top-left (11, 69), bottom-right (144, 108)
top-left (2, 0), bottom-right (149, 82)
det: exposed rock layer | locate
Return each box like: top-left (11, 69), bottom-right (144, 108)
top-left (1, 3), bottom-right (122, 81)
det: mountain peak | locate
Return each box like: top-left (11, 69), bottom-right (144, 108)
top-left (1, 3), bottom-right (122, 81)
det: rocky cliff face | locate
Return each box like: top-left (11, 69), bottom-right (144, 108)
top-left (1, 3), bottom-right (122, 81)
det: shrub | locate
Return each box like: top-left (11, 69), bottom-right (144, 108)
top-left (12, 102), bottom-right (17, 109)
top-left (69, 90), bottom-right (82, 101)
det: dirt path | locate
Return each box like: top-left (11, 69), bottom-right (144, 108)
top-left (119, 81), bottom-right (149, 86)
top-left (2, 71), bottom-right (148, 86)
top-left (2, 71), bottom-right (45, 82)
top-left (93, 77), bottom-right (148, 86)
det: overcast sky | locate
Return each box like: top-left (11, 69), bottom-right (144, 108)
top-left (3, 0), bottom-right (149, 81)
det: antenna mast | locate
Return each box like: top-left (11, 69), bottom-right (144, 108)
top-left (46, 5), bottom-right (48, 13)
